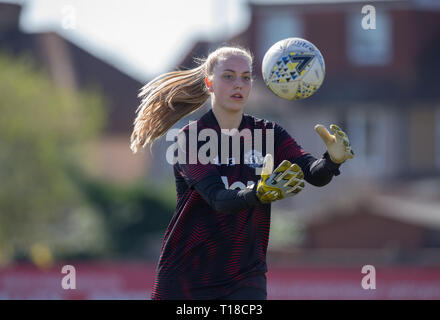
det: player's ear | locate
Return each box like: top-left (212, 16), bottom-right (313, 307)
top-left (205, 76), bottom-right (213, 92)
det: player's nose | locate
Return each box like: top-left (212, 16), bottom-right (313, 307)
top-left (233, 78), bottom-right (245, 89)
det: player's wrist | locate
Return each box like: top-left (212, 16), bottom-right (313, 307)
top-left (323, 151), bottom-right (342, 175)
top-left (245, 183), bottom-right (263, 205)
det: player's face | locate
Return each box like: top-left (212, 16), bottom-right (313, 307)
top-left (208, 55), bottom-right (252, 113)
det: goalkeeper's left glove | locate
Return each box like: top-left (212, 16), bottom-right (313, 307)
top-left (314, 124), bottom-right (355, 164)
top-left (256, 154), bottom-right (305, 204)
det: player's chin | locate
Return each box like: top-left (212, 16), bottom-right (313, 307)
top-left (227, 98), bottom-right (247, 111)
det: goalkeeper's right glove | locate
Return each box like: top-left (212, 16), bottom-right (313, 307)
top-left (256, 154), bottom-right (305, 204)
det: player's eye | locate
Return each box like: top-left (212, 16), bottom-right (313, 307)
top-left (243, 75), bottom-right (251, 82)
top-left (223, 74), bottom-right (234, 80)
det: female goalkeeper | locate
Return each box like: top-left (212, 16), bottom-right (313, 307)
top-left (130, 46), bottom-right (354, 300)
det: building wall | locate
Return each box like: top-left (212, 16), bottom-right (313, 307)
top-left (306, 211), bottom-right (425, 249)
top-left (408, 107), bottom-right (437, 173)
top-left (83, 134), bottom-right (149, 184)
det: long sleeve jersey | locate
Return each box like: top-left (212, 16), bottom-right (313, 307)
top-left (151, 108), bottom-right (341, 300)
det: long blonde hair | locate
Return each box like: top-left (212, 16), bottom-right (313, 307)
top-left (130, 46), bottom-right (253, 153)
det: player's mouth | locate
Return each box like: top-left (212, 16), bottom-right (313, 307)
top-left (230, 93), bottom-right (243, 101)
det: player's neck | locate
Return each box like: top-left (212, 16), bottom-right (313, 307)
top-left (211, 106), bottom-right (243, 131)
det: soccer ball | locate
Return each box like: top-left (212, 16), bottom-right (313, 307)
top-left (262, 37), bottom-right (325, 100)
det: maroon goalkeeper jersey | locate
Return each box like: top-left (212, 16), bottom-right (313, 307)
top-left (151, 109), bottom-right (307, 300)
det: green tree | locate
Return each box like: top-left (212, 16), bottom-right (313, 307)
top-left (0, 52), bottom-right (107, 266)
top-left (70, 171), bottom-right (175, 260)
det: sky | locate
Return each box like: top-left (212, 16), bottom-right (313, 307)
top-left (5, 0), bottom-right (251, 82)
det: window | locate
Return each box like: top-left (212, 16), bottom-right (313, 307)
top-left (258, 9), bottom-right (304, 61)
top-left (346, 9), bottom-right (392, 66)
top-left (345, 107), bottom-right (389, 177)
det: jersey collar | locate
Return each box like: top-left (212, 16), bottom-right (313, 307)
top-left (202, 108), bottom-right (247, 133)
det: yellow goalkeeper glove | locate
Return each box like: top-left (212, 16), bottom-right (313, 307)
top-left (256, 154), bottom-right (305, 204)
top-left (314, 124), bottom-right (355, 164)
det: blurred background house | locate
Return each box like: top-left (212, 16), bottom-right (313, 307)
top-left (170, 0), bottom-right (440, 268)
top-left (1, 0), bottom-right (440, 299)
top-left (0, 2), bottom-right (148, 183)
